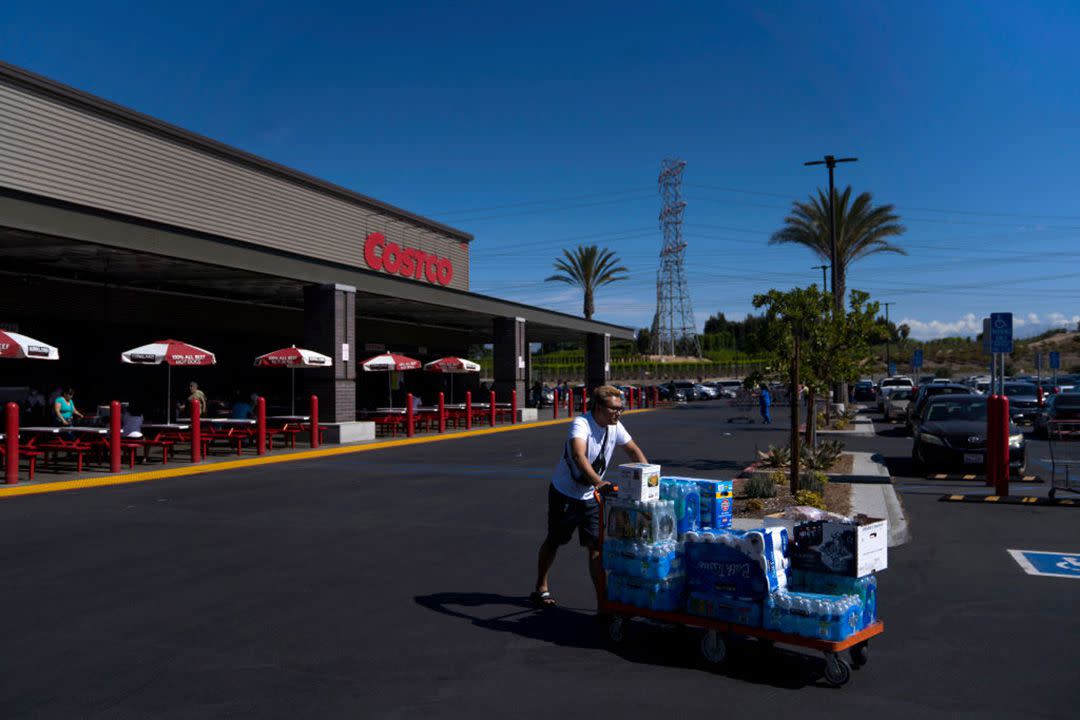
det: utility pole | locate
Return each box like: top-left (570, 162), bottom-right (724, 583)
top-left (805, 154), bottom-right (858, 403)
top-left (883, 302), bottom-right (894, 372)
top-left (812, 264), bottom-right (829, 291)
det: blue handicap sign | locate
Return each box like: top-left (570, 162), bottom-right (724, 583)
top-left (990, 312), bottom-right (1013, 353)
top-left (913, 349), bottom-right (923, 368)
top-left (1008, 549), bottom-right (1080, 579)
top-left (1050, 351), bottom-right (1060, 370)
top-left (888, 362), bottom-right (896, 376)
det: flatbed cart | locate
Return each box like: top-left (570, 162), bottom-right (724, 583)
top-left (1046, 419), bottom-right (1080, 500)
top-left (596, 491), bottom-right (884, 688)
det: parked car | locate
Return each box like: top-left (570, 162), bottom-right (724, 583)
top-left (912, 395), bottom-right (1026, 475)
top-left (671, 380), bottom-right (701, 401)
top-left (1001, 382), bottom-right (1040, 423)
top-left (966, 376), bottom-right (991, 394)
top-left (876, 376), bottom-right (914, 411)
top-left (694, 383), bottom-right (719, 400)
top-left (658, 382), bottom-right (688, 402)
top-left (883, 388), bottom-right (912, 422)
top-left (907, 383), bottom-right (977, 432)
top-left (1034, 392), bottom-right (1080, 437)
top-left (703, 381), bottom-right (737, 398)
top-left (852, 380), bottom-right (876, 402)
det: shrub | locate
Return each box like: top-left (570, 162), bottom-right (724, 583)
top-left (755, 445), bottom-right (791, 469)
top-left (816, 410), bottom-right (827, 426)
top-left (746, 498), bottom-right (765, 513)
top-left (794, 489), bottom-right (826, 509)
top-left (815, 440), bottom-right (844, 469)
top-left (798, 470), bottom-right (829, 495)
top-left (832, 418), bottom-right (851, 430)
top-left (745, 473), bottom-right (778, 499)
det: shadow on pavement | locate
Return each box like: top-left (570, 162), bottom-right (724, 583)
top-left (414, 591), bottom-right (831, 689)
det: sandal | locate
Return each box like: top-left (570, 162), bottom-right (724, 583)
top-left (530, 590), bottom-right (556, 608)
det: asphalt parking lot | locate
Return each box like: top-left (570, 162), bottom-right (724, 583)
top-left (1, 402), bottom-right (1077, 719)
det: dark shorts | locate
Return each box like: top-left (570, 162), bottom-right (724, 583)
top-left (546, 484), bottom-right (600, 548)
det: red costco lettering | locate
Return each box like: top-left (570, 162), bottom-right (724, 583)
top-left (363, 232), bottom-right (455, 286)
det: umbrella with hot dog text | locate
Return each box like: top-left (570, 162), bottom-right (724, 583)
top-left (360, 352), bottom-right (421, 409)
top-left (423, 356), bottom-right (480, 403)
top-left (121, 339), bottom-right (216, 422)
top-left (254, 345), bottom-right (333, 414)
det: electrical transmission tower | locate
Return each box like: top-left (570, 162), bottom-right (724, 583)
top-left (650, 157), bottom-right (701, 357)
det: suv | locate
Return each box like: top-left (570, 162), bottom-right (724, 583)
top-left (876, 376), bottom-right (915, 411)
top-left (852, 379), bottom-right (876, 402)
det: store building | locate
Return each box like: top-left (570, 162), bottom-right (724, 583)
top-left (0, 61), bottom-right (632, 435)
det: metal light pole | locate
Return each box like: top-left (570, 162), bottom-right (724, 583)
top-left (805, 154), bottom-right (858, 403)
top-left (883, 302), bottom-right (894, 372)
top-left (813, 264), bottom-right (829, 292)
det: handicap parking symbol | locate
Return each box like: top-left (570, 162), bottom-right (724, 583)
top-left (1008, 549), bottom-right (1080, 579)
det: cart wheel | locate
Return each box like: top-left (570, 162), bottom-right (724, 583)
top-left (700, 630), bottom-right (727, 664)
top-left (607, 615), bottom-right (626, 644)
top-left (824, 652), bottom-right (852, 687)
top-left (850, 641), bottom-right (869, 668)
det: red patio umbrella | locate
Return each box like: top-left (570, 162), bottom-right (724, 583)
top-left (423, 356), bottom-right (480, 403)
top-left (254, 345), bottom-right (333, 414)
top-left (360, 352), bottom-right (421, 409)
top-left (121, 339), bottom-right (217, 422)
top-left (0, 329), bottom-right (59, 360)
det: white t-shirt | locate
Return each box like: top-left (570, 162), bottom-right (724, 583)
top-left (551, 413), bottom-right (632, 500)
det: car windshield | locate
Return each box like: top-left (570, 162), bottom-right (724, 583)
top-left (882, 379), bottom-right (911, 387)
top-left (926, 401), bottom-right (987, 422)
top-left (1003, 384), bottom-right (1036, 396)
top-left (892, 390), bottom-right (912, 400)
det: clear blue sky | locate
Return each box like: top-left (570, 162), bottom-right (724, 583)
top-left (3, 0), bottom-right (1079, 341)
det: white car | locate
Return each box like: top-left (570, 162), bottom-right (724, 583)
top-left (876, 376), bottom-right (915, 411)
top-left (883, 388), bottom-right (913, 422)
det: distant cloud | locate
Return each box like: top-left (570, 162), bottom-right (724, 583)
top-left (900, 312), bottom-right (1080, 340)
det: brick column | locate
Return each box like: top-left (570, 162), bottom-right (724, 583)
top-left (586, 332), bottom-right (611, 392)
top-left (493, 316), bottom-right (527, 402)
top-left (303, 283), bottom-right (357, 423)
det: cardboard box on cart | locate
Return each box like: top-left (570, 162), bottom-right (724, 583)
top-left (617, 463), bottom-right (661, 501)
top-left (791, 517), bottom-right (888, 578)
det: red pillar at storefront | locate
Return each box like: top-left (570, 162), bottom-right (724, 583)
top-left (553, 389), bottom-right (559, 419)
top-left (310, 395), bottom-right (320, 448)
top-left (191, 399), bottom-right (202, 463)
top-left (511, 390), bottom-right (517, 424)
top-left (406, 394), bottom-right (415, 437)
top-left (256, 397), bottom-right (266, 455)
top-left (568, 388), bottom-right (575, 416)
top-left (109, 401), bottom-right (122, 473)
top-left (489, 390), bottom-right (496, 427)
top-left (438, 392), bottom-right (446, 433)
top-left (581, 387), bottom-right (588, 414)
top-left (5, 402), bottom-right (19, 484)
top-left (465, 391), bottom-right (472, 430)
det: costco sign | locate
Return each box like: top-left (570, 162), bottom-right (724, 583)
top-left (363, 232), bottom-right (454, 286)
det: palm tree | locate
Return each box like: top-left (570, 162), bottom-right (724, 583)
top-left (769, 186), bottom-right (906, 310)
top-left (545, 245), bottom-right (629, 320)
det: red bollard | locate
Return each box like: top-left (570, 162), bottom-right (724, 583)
top-left (438, 392), bottom-right (446, 433)
top-left (110, 401), bottom-right (122, 472)
top-left (569, 388), bottom-right (575, 416)
top-left (310, 395), bottom-right (320, 448)
top-left (653, 386), bottom-right (659, 407)
top-left (1037, 385), bottom-right (1045, 408)
top-left (581, 387), bottom-right (588, 413)
top-left (490, 390), bottom-right (497, 427)
top-left (511, 390), bottom-right (517, 425)
top-left (5, 402), bottom-right (19, 484)
top-left (191, 399), bottom-right (202, 463)
top-left (987, 394), bottom-right (1011, 495)
top-left (553, 389), bottom-right (559, 420)
top-left (256, 396), bottom-right (266, 455)
top-left (465, 391), bottom-right (472, 430)
top-left (406, 393), bottom-right (415, 437)
top-left (627, 387), bottom-right (634, 411)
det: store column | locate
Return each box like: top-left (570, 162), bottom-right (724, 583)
top-left (585, 332), bottom-right (611, 391)
top-left (303, 283), bottom-right (356, 423)
top-left (493, 316), bottom-right (527, 404)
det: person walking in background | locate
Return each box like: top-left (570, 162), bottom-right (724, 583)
top-left (758, 383), bottom-right (772, 425)
top-left (187, 381), bottom-right (208, 413)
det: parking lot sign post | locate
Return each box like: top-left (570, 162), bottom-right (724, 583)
top-left (1050, 351), bottom-right (1060, 384)
top-left (913, 349), bottom-right (923, 371)
top-left (985, 313), bottom-right (1012, 494)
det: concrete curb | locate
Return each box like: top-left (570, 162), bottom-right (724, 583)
top-left (826, 452), bottom-right (892, 484)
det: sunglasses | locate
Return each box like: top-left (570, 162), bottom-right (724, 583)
top-left (604, 404), bottom-right (624, 415)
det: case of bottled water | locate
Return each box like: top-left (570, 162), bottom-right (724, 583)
top-left (762, 590), bottom-right (863, 641)
top-left (604, 498), bottom-right (677, 544)
top-left (686, 591), bottom-right (762, 627)
top-left (659, 478), bottom-right (701, 537)
top-left (602, 539), bottom-right (684, 580)
top-left (685, 528), bottom-right (789, 599)
top-left (606, 573), bottom-right (686, 612)
top-left (789, 568), bottom-right (877, 630)
top-left (662, 476), bottom-right (733, 529)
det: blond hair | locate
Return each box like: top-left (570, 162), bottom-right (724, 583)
top-left (591, 384), bottom-right (622, 408)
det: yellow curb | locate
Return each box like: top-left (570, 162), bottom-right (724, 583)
top-left (0, 407), bottom-right (658, 499)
